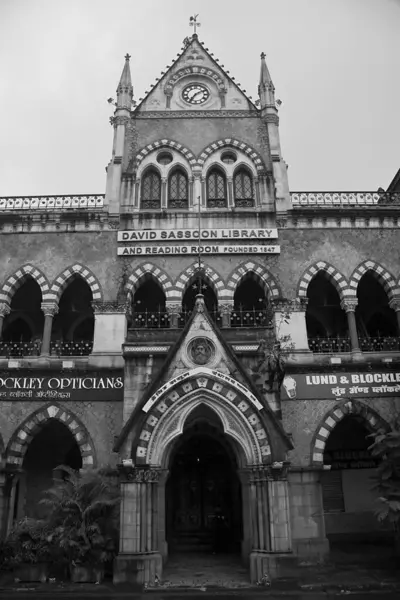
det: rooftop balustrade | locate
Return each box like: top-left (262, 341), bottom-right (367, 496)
top-left (291, 192), bottom-right (400, 207)
top-left (0, 195), bottom-right (104, 211)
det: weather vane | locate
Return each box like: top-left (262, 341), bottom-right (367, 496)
top-left (189, 14), bottom-right (201, 34)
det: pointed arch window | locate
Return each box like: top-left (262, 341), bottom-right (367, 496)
top-left (141, 168), bottom-right (161, 210)
top-left (206, 168), bottom-right (227, 209)
top-left (168, 168), bottom-right (188, 209)
top-left (234, 168), bottom-right (254, 207)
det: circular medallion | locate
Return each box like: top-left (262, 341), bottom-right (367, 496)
top-left (188, 337), bottom-right (215, 366)
top-left (182, 83), bottom-right (210, 105)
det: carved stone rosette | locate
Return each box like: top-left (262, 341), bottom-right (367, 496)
top-left (340, 298), bottom-right (358, 313)
top-left (92, 301), bottom-right (126, 314)
top-left (117, 464), bottom-right (160, 483)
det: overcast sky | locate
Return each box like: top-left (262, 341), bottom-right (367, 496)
top-left (0, 0), bottom-right (399, 196)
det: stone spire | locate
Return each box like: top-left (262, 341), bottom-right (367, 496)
top-left (258, 52), bottom-right (275, 108)
top-left (116, 53), bottom-right (133, 109)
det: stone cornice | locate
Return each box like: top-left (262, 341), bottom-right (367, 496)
top-left (134, 110), bottom-right (260, 119)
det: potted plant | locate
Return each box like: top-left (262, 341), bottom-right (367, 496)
top-left (40, 465), bottom-right (119, 583)
top-left (6, 517), bottom-right (53, 582)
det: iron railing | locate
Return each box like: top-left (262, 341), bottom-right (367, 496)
top-left (130, 311), bottom-right (170, 329)
top-left (308, 337), bottom-right (351, 354)
top-left (230, 308), bottom-right (271, 328)
top-left (50, 340), bottom-right (93, 356)
top-left (0, 195), bottom-right (104, 211)
top-left (0, 340), bottom-right (41, 357)
top-left (359, 336), bottom-right (400, 352)
top-left (179, 309), bottom-right (222, 327)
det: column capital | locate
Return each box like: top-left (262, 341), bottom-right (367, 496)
top-left (340, 298), bottom-right (358, 312)
top-left (0, 303), bottom-right (11, 318)
top-left (117, 464), bottom-right (161, 483)
top-left (165, 301), bottom-right (181, 315)
top-left (92, 301), bottom-right (126, 314)
top-left (219, 301), bottom-right (234, 315)
top-left (389, 296), bottom-right (400, 312)
top-left (242, 462), bottom-right (290, 482)
top-left (41, 302), bottom-right (59, 317)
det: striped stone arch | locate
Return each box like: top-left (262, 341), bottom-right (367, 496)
top-left (197, 139), bottom-right (265, 173)
top-left (349, 260), bottom-right (398, 299)
top-left (225, 261), bottom-right (282, 302)
top-left (135, 367), bottom-right (271, 466)
top-left (310, 399), bottom-right (389, 466)
top-left (5, 403), bottom-right (96, 467)
top-left (126, 263), bottom-right (175, 300)
top-left (0, 264), bottom-right (51, 304)
top-left (297, 261), bottom-right (351, 300)
top-left (134, 139), bottom-right (196, 169)
top-left (175, 262), bottom-right (227, 300)
top-left (49, 264), bottom-right (103, 302)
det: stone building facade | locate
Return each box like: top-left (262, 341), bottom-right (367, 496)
top-left (0, 33), bottom-right (399, 584)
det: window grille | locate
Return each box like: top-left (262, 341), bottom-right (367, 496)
top-left (234, 169), bottom-right (254, 207)
top-left (207, 169), bottom-right (227, 208)
top-left (141, 169), bottom-right (161, 209)
top-left (168, 169), bottom-right (188, 209)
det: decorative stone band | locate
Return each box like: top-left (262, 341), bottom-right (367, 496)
top-left (41, 302), bottom-right (59, 317)
top-left (272, 298), bottom-right (308, 312)
top-left (92, 301), bottom-right (127, 314)
top-left (340, 298), bottom-right (358, 313)
top-left (245, 462), bottom-right (289, 482)
top-left (232, 345), bottom-right (260, 352)
top-left (124, 346), bottom-right (170, 354)
top-left (310, 399), bottom-right (389, 466)
top-left (117, 464), bottom-right (161, 483)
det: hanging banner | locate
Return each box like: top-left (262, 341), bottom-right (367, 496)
top-left (0, 371), bottom-right (124, 401)
top-left (118, 244), bottom-right (280, 256)
top-left (281, 370), bottom-right (400, 400)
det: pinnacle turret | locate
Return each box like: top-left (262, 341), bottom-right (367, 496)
top-left (116, 53), bottom-right (133, 109)
top-left (258, 52), bottom-right (275, 108)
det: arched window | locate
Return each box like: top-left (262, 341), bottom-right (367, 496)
top-left (141, 168), bottom-right (161, 210)
top-left (130, 278), bottom-right (169, 329)
top-left (231, 274), bottom-right (270, 327)
top-left (168, 168), bottom-right (188, 209)
top-left (234, 168), bottom-right (254, 207)
top-left (206, 168), bottom-right (227, 209)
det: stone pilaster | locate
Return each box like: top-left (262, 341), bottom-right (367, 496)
top-left (40, 302), bottom-right (58, 356)
top-left (113, 466), bottom-right (163, 585)
top-left (90, 302), bottom-right (126, 360)
top-left (0, 303), bottom-right (11, 339)
top-left (165, 301), bottom-right (181, 329)
top-left (389, 296), bottom-right (400, 334)
top-left (220, 301), bottom-right (234, 327)
top-left (340, 298), bottom-right (360, 353)
top-left (272, 298), bottom-right (310, 352)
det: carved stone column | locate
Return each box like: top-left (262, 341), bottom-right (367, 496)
top-left (40, 302), bottom-right (59, 356)
top-left (165, 301), bottom-right (181, 329)
top-left (220, 301), bottom-right (234, 327)
top-left (0, 303), bottom-right (11, 339)
top-left (227, 176), bottom-right (234, 207)
top-left (389, 296), bottom-right (400, 334)
top-left (161, 177), bottom-right (167, 209)
top-left (113, 466), bottom-right (163, 585)
top-left (340, 298), bottom-right (360, 352)
top-left (254, 177), bottom-right (260, 207)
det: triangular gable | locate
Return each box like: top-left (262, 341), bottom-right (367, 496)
top-left (134, 35), bottom-right (258, 114)
top-left (114, 295), bottom-right (292, 453)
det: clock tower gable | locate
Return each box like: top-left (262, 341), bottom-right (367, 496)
top-left (135, 35), bottom-right (258, 114)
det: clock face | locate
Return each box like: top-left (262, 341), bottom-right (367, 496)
top-left (182, 83), bottom-right (210, 105)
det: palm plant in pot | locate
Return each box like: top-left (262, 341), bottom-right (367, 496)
top-left (40, 465), bottom-right (119, 583)
top-left (6, 517), bottom-right (53, 582)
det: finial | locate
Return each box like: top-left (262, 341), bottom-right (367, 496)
top-left (125, 53), bottom-right (131, 61)
top-left (189, 14), bottom-right (201, 34)
top-left (261, 52), bottom-right (266, 59)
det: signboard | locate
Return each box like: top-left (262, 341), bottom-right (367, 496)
top-left (281, 371), bottom-right (400, 401)
top-left (118, 244), bottom-right (280, 256)
top-left (118, 228), bottom-right (278, 242)
top-left (0, 371), bottom-right (124, 401)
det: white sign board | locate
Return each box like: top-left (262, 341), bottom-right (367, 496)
top-left (118, 244), bottom-right (281, 256)
top-left (118, 227), bottom-right (278, 242)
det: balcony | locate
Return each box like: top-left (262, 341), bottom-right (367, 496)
top-left (359, 336), bottom-right (400, 353)
top-left (50, 341), bottom-right (93, 356)
top-left (0, 341), bottom-right (41, 358)
top-left (130, 311), bottom-right (170, 329)
top-left (308, 336), bottom-right (400, 354)
top-left (230, 309), bottom-right (271, 328)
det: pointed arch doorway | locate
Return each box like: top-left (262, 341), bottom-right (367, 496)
top-left (166, 406), bottom-right (242, 555)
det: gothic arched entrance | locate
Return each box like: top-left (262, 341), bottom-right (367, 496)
top-left (166, 409), bottom-right (242, 555)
